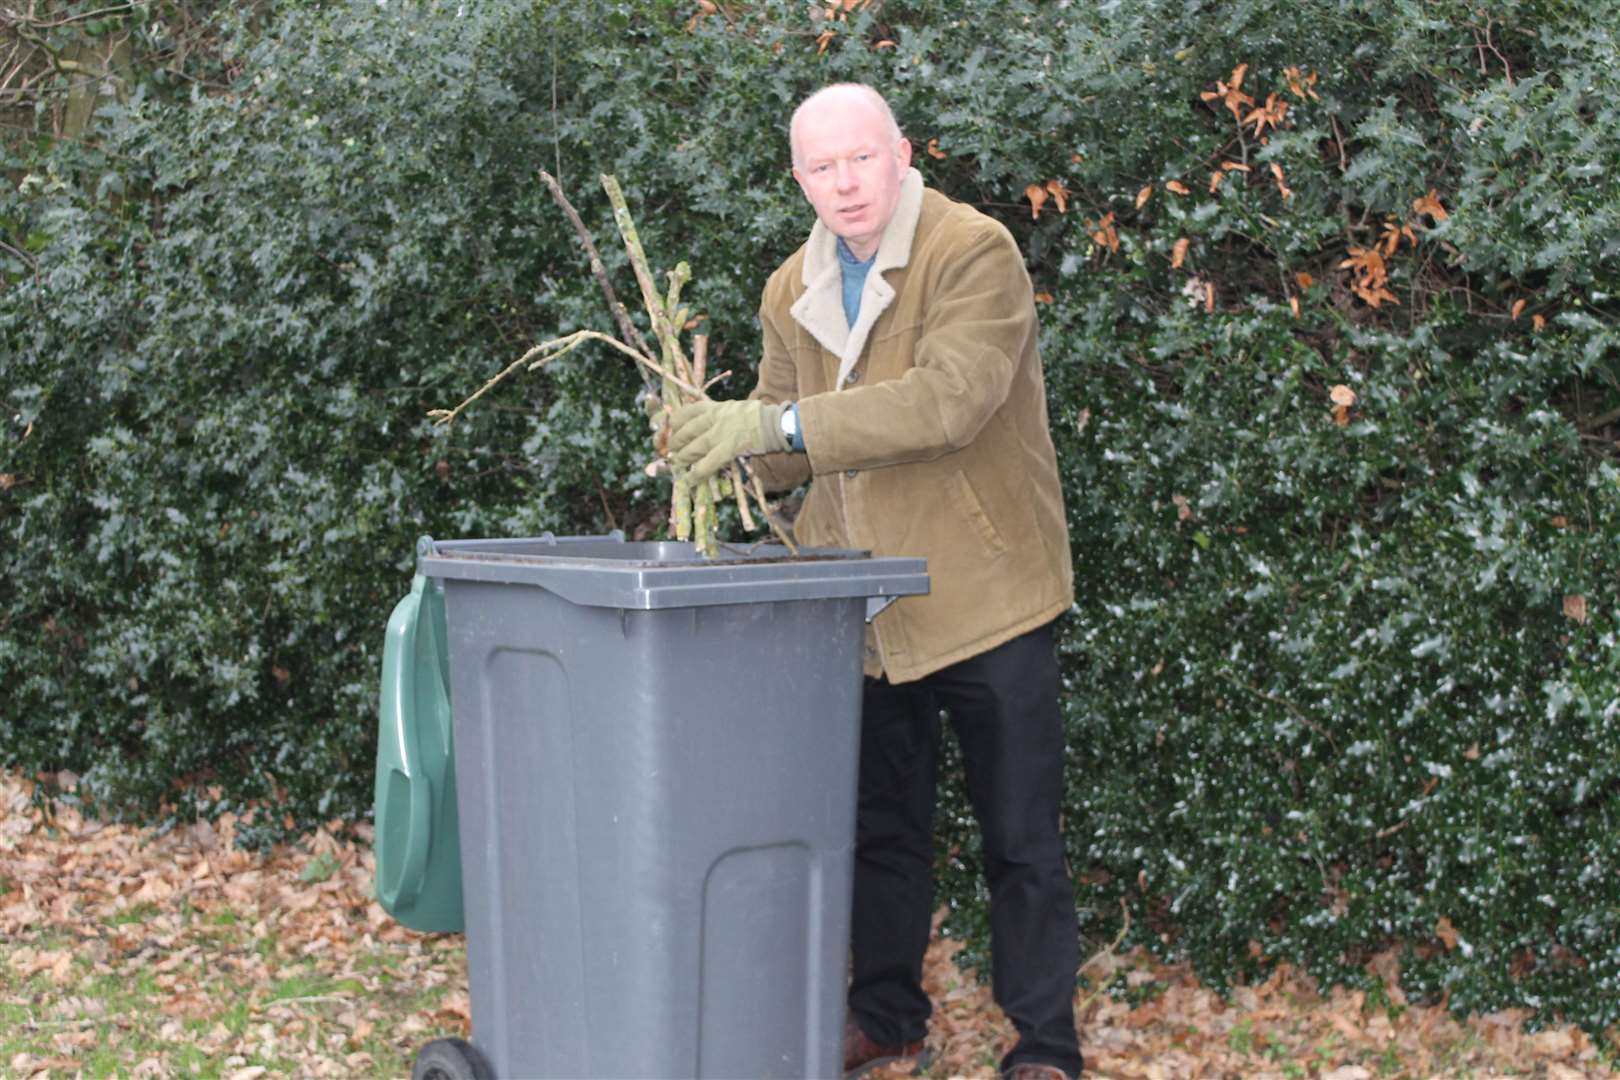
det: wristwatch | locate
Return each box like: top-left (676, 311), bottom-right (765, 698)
top-left (780, 402), bottom-right (803, 451)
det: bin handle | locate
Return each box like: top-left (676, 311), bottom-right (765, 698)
top-left (376, 571), bottom-right (438, 914)
top-left (379, 767), bottom-right (433, 911)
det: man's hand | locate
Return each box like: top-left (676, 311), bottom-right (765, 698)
top-left (669, 399), bottom-right (789, 483)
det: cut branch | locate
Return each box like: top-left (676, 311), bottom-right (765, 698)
top-left (537, 169), bottom-right (655, 374)
top-left (430, 173), bottom-right (798, 557)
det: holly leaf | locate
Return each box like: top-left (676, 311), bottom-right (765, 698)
top-left (1270, 162), bottom-right (1293, 199)
top-left (1413, 188), bottom-right (1449, 222)
top-left (1242, 93), bottom-right (1289, 137)
top-left (1330, 387), bottom-right (1355, 424)
top-left (1284, 65), bottom-right (1322, 101)
top-left (1025, 182), bottom-right (1048, 219)
top-left (1339, 246), bottom-right (1387, 283)
top-left (1202, 63), bottom-right (1255, 121)
top-left (1088, 211), bottom-right (1119, 252)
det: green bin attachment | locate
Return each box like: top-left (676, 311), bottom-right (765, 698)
top-left (373, 567), bottom-right (464, 933)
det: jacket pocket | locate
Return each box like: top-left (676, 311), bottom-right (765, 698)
top-left (946, 471), bottom-right (1008, 559)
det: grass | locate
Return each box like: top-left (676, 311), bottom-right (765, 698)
top-left (1, 900), bottom-right (466, 1079)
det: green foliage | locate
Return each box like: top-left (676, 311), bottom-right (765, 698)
top-left (2, 0), bottom-right (1617, 1037)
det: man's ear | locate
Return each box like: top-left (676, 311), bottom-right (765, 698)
top-left (791, 167), bottom-right (811, 203)
top-left (895, 137), bottom-right (913, 169)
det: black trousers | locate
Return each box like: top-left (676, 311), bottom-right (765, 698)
top-left (847, 621), bottom-right (1083, 1077)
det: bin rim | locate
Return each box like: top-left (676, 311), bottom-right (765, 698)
top-left (415, 533), bottom-right (929, 612)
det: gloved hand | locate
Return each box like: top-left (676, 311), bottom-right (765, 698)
top-left (668, 399), bottom-right (789, 483)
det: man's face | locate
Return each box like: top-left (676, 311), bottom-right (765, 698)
top-left (791, 95), bottom-right (912, 261)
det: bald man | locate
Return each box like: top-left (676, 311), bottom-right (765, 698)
top-left (670, 84), bottom-right (1083, 1080)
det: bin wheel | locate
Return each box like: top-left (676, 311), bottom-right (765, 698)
top-left (412, 1037), bottom-right (493, 1080)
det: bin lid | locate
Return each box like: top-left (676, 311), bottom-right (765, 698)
top-left (416, 533), bottom-right (929, 611)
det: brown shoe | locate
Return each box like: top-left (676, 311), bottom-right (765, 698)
top-left (842, 1014), bottom-right (929, 1078)
top-left (1001, 1065), bottom-right (1078, 1080)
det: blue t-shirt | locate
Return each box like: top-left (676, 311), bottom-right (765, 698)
top-left (836, 238), bottom-right (875, 328)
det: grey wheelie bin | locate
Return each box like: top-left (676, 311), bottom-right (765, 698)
top-left (375, 533), bottom-right (927, 1080)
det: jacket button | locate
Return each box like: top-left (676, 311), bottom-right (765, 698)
top-left (845, 469), bottom-right (858, 479)
top-left (843, 370), bottom-right (860, 386)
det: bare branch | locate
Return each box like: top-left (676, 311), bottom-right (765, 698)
top-left (428, 329), bottom-right (685, 429)
top-left (536, 169), bottom-right (656, 375)
top-left (11, 3), bottom-right (135, 30)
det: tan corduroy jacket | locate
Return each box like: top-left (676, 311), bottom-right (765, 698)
top-left (748, 169), bottom-right (1074, 683)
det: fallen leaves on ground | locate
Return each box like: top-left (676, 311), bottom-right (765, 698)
top-left (866, 928), bottom-right (1617, 1079)
top-left (2, 769), bottom-right (1615, 1078)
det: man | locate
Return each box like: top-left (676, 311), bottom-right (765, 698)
top-left (669, 83), bottom-right (1082, 1080)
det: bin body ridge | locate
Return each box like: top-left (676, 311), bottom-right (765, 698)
top-left (426, 538), bottom-right (925, 1080)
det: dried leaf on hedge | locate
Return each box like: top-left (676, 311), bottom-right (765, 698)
top-left (1044, 179), bottom-right (1069, 214)
top-left (1025, 182), bottom-right (1048, 219)
top-left (1413, 188), bottom-right (1449, 222)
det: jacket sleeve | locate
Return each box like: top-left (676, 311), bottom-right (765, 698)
top-left (743, 288), bottom-right (813, 493)
top-left (794, 223), bottom-right (1035, 474)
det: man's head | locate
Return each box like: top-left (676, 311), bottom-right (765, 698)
top-left (790, 83), bottom-right (912, 261)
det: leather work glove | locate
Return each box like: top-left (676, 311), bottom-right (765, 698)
top-left (668, 399), bottom-right (789, 483)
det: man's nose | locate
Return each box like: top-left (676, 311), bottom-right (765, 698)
top-left (834, 159), bottom-right (857, 191)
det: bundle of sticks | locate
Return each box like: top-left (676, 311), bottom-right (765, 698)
top-left (429, 172), bottom-right (794, 557)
